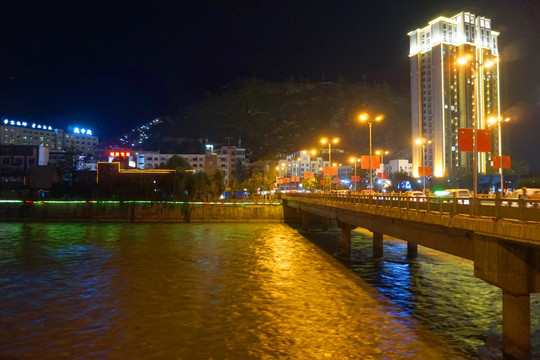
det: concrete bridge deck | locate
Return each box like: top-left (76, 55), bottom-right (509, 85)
top-left (283, 193), bottom-right (540, 360)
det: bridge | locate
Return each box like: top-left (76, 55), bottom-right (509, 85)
top-left (283, 193), bottom-right (540, 360)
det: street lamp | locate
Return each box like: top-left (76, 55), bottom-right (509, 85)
top-left (349, 157), bottom-right (359, 192)
top-left (359, 113), bottom-right (383, 192)
top-left (320, 137), bottom-right (339, 192)
top-left (415, 138), bottom-right (432, 194)
top-left (375, 150), bottom-right (390, 172)
top-left (488, 116), bottom-right (511, 194)
top-left (457, 54), bottom-right (495, 197)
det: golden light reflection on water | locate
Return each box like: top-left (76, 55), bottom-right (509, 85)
top-left (0, 223), bottom-right (468, 359)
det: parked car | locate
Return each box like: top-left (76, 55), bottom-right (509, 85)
top-left (435, 189), bottom-right (472, 204)
top-left (405, 191), bottom-right (425, 197)
top-left (435, 189), bottom-right (472, 198)
top-left (403, 190), bottom-right (425, 202)
top-left (510, 188), bottom-right (540, 199)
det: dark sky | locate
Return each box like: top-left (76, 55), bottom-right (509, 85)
top-left (1, 0), bottom-right (539, 168)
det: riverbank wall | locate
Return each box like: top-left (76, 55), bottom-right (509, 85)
top-left (0, 200), bottom-right (291, 223)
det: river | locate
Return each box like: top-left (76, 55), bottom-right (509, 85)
top-left (0, 222), bottom-right (538, 359)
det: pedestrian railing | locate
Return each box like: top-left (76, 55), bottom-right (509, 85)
top-left (284, 193), bottom-right (540, 222)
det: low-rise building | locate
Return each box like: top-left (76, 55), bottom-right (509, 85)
top-left (133, 145), bottom-right (247, 180)
top-left (386, 159), bottom-right (413, 176)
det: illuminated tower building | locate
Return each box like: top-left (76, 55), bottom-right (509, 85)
top-left (408, 12), bottom-right (500, 178)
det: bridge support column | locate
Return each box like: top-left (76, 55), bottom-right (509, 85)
top-left (300, 212), bottom-right (309, 231)
top-left (373, 232), bottom-right (383, 258)
top-left (339, 222), bottom-right (353, 258)
top-left (321, 217), bottom-right (329, 231)
top-left (407, 242), bottom-right (418, 258)
top-left (502, 291), bottom-right (530, 360)
top-left (474, 234), bottom-right (540, 360)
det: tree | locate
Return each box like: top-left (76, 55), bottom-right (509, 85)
top-left (515, 176), bottom-right (540, 189)
top-left (301, 177), bottom-right (318, 192)
top-left (389, 170), bottom-right (415, 192)
top-left (55, 146), bottom-right (86, 194)
top-left (210, 169), bottom-right (226, 199)
top-left (159, 155), bottom-right (192, 170)
top-left (231, 159), bottom-right (249, 183)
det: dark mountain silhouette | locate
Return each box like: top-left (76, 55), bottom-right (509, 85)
top-left (126, 78), bottom-right (412, 163)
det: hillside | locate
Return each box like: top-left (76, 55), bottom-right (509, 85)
top-left (132, 78), bottom-right (412, 163)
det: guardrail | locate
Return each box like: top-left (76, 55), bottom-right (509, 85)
top-left (284, 193), bottom-right (540, 222)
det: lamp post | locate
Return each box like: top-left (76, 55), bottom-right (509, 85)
top-left (359, 113), bottom-right (383, 192)
top-left (320, 137), bottom-right (339, 192)
top-left (349, 157), bottom-right (358, 192)
top-left (375, 150), bottom-right (389, 173)
top-left (488, 116), bottom-right (510, 194)
top-left (416, 138), bottom-right (431, 194)
top-left (457, 54), bottom-right (495, 197)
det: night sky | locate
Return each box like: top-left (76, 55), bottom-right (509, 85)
top-left (1, 1), bottom-right (539, 168)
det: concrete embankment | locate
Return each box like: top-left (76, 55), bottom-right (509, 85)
top-left (0, 200), bottom-right (291, 223)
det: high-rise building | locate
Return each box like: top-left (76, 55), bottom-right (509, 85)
top-left (1, 119), bottom-right (99, 155)
top-left (408, 12), bottom-right (500, 178)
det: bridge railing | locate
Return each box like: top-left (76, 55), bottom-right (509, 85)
top-left (284, 193), bottom-right (540, 222)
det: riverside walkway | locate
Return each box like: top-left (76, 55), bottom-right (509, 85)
top-left (283, 192), bottom-right (540, 360)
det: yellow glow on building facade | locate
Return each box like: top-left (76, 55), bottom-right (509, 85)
top-left (408, 12), bottom-right (500, 178)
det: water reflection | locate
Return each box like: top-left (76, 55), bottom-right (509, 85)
top-left (1, 222), bottom-right (492, 359)
top-left (300, 227), bottom-right (540, 358)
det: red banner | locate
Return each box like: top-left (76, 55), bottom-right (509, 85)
top-left (283, 177), bottom-right (290, 183)
top-left (277, 178), bottom-right (283, 184)
top-left (476, 129), bottom-right (491, 152)
top-left (290, 176), bottom-right (300, 183)
top-left (418, 166), bottom-right (432, 176)
top-left (303, 172), bottom-right (315, 179)
top-left (320, 179), bottom-right (327, 185)
top-left (376, 172), bottom-right (388, 179)
top-left (351, 175), bottom-right (361, 182)
top-left (322, 166), bottom-right (338, 176)
top-left (360, 155), bottom-right (380, 169)
top-left (458, 128), bottom-right (473, 152)
top-left (333, 178), bottom-right (341, 184)
top-left (492, 155), bottom-right (511, 169)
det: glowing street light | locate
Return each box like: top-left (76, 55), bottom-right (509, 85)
top-left (321, 137), bottom-right (339, 191)
top-left (359, 113), bottom-right (383, 192)
top-left (488, 116), bottom-right (511, 193)
top-left (375, 150), bottom-right (390, 169)
top-left (416, 138), bottom-right (432, 194)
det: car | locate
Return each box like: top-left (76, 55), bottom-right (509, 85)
top-left (434, 189), bottom-right (472, 204)
top-left (509, 188), bottom-right (540, 199)
top-left (504, 188), bottom-right (540, 208)
top-left (405, 191), bottom-right (425, 197)
top-left (439, 189), bottom-right (472, 198)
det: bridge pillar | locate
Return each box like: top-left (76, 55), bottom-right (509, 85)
top-left (407, 242), bottom-right (418, 258)
top-left (474, 234), bottom-right (540, 360)
top-left (338, 222), bottom-right (353, 258)
top-left (502, 291), bottom-right (530, 360)
top-left (373, 232), bottom-right (383, 258)
top-left (300, 212), bottom-right (309, 231)
top-left (321, 217), bottom-right (329, 231)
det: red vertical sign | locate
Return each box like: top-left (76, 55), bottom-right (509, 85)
top-left (458, 128), bottom-right (473, 152)
top-left (418, 167), bottom-right (432, 176)
top-left (361, 155), bottom-right (380, 169)
top-left (476, 129), bottom-right (491, 153)
top-left (493, 155), bottom-right (512, 169)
